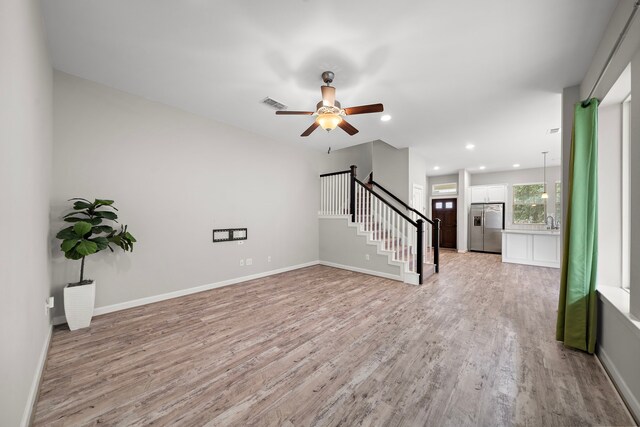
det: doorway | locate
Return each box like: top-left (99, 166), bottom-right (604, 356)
top-left (432, 198), bottom-right (457, 249)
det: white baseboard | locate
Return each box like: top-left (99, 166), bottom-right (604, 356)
top-left (319, 260), bottom-right (402, 282)
top-left (21, 324), bottom-right (52, 427)
top-left (596, 348), bottom-right (640, 423)
top-left (54, 261), bottom-right (320, 325)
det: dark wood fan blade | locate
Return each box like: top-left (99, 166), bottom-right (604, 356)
top-left (276, 110), bottom-right (314, 115)
top-left (301, 122), bottom-right (320, 137)
top-left (343, 103), bottom-right (384, 115)
top-left (338, 119), bottom-right (359, 136)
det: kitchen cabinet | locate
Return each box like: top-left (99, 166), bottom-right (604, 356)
top-left (470, 184), bottom-right (506, 203)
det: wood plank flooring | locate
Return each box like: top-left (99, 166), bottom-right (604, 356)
top-left (33, 252), bottom-right (635, 426)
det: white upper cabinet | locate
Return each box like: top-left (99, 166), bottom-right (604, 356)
top-left (487, 185), bottom-right (507, 202)
top-left (471, 184), bottom-right (506, 203)
top-left (471, 186), bottom-right (488, 203)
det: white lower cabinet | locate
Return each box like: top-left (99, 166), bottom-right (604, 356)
top-left (501, 230), bottom-right (561, 268)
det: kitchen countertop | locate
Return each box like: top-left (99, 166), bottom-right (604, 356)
top-left (501, 229), bottom-right (561, 235)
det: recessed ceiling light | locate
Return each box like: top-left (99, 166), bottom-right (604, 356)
top-left (380, 114), bottom-right (391, 122)
top-left (479, 166), bottom-right (486, 170)
top-left (465, 143), bottom-right (475, 150)
top-left (433, 166), bottom-right (440, 170)
top-left (513, 163), bottom-right (520, 168)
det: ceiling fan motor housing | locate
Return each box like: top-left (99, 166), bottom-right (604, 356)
top-left (321, 71), bottom-right (334, 85)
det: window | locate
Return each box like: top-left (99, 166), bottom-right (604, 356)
top-left (555, 182), bottom-right (562, 223)
top-left (513, 183), bottom-right (545, 224)
top-left (432, 182), bottom-right (457, 196)
top-left (435, 202), bottom-right (443, 209)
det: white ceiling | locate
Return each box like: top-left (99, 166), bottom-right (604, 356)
top-left (41, 0), bottom-right (617, 175)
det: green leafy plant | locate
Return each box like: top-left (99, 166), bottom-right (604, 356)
top-left (56, 198), bottom-right (136, 285)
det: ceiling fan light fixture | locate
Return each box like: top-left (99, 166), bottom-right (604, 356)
top-left (316, 113), bottom-right (342, 131)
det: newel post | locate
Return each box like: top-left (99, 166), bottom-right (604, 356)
top-left (349, 165), bottom-right (357, 222)
top-left (417, 219), bottom-right (424, 285)
top-left (434, 218), bottom-right (441, 273)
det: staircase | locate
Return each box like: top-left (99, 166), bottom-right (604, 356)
top-left (319, 166), bottom-right (440, 285)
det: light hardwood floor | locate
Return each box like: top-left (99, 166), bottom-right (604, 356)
top-left (33, 252), bottom-right (635, 426)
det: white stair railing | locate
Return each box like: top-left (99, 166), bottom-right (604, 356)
top-left (354, 180), bottom-right (418, 273)
top-left (319, 166), bottom-right (431, 283)
top-left (319, 170), bottom-right (350, 216)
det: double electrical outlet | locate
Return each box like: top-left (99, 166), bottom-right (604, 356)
top-left (239, 256), bottom-right (272, 266)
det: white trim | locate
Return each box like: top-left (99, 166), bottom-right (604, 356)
top-left (54, 261), bottom-right (320, 325)
top-left (319, 260), bottom-right (403, 282)
top-left (597, 348), bottom-right (640, 422)
top-left (597, 287), bottom-right (640, 340)
top-left (21, 325), bottom-right (52, 427)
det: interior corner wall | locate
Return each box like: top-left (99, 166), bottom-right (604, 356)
top-left (372, 141), bottom-right (409, 203)
top-left (0, 0), bottom-right (53, 426)
top-left (51, 71), bottom-right (321, 319)
top-left (580, 0), bottom-right (640, 102)
top-left (408, 149), bottom-right (427, 207)
top-left (457, 169), bottom-right (470, 252)
top-left (321, 141), bottom-right (373, 177)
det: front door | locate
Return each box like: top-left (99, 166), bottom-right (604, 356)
top-left (432, 198), bottom-right (457, 249)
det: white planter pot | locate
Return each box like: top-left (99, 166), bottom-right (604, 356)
top-left (64, 280), bottom-right (96, 331)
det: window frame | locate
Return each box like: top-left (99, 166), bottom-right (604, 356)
top-left (622, 95), bottom-right (631, 291)
top-left (431, 182), bottom-right (458, 196)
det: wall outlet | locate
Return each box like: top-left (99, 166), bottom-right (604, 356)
top-left (246, 258), bottom-right (253, 266)
top-left (45, 296), bottom-right (54, 314)
top-left (240, 259), bottom-right (245, 266)
top-left (267, 256), bottom-right (271, 263)
top-left (365, 254), bottom-right (370, 261)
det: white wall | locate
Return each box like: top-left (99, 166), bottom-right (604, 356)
top-left (408, 148), bottom-right (427, 211)
top-left (598, 104), bottom-right (623, 288)
top-left (321, 141), bottom-right (372, 178)
top-left (319, 218), bottom-right (402, 279)
top-left (0, 0), bottom-right (53, 425)
top-left (631, 50), bottom-right (640, 319)
top-left (372, 140), bottom-right (409, 203)
top-left (51, 71), bottom-right (321, 318)
top-left (471, 166), bottom-right (562, 230)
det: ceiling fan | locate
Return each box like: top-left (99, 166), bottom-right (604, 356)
top-left (276, 71), bottom-right (384, 137)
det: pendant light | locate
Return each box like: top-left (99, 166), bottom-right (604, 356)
top-left (541, 151), bottom-right (549, 199)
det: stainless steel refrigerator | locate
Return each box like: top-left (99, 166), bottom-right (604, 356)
top-left (469, 203), bottom-right (505, 253)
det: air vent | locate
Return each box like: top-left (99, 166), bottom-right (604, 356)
top-left (261, 97), bottom-right (288, 111)
top-left (548, 127), bottom-right (560, 134)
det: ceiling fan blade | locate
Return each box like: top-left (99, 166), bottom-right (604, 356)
top-left (301, 122), bottom-right (320, 137)
top-left (321, 86), bottom-right (336, 107)
top-left (343, 103), bottom-right (384, 115)
top-left (275, 110), bottom-right (314, 115)
top-left (338, 119), bottom-right (359, 136)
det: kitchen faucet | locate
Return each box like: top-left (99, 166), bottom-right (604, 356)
top-left (546, 216), bottom-right (557, 229)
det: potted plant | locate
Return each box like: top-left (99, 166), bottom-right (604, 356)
top-left (56, 198), bottom-right (136, 330)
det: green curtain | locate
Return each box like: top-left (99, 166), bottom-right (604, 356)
top-left (556, 99), bottom-right (599, 354)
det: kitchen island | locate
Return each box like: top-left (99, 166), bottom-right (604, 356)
top-left (501, 229), bottom-right (561, 268)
